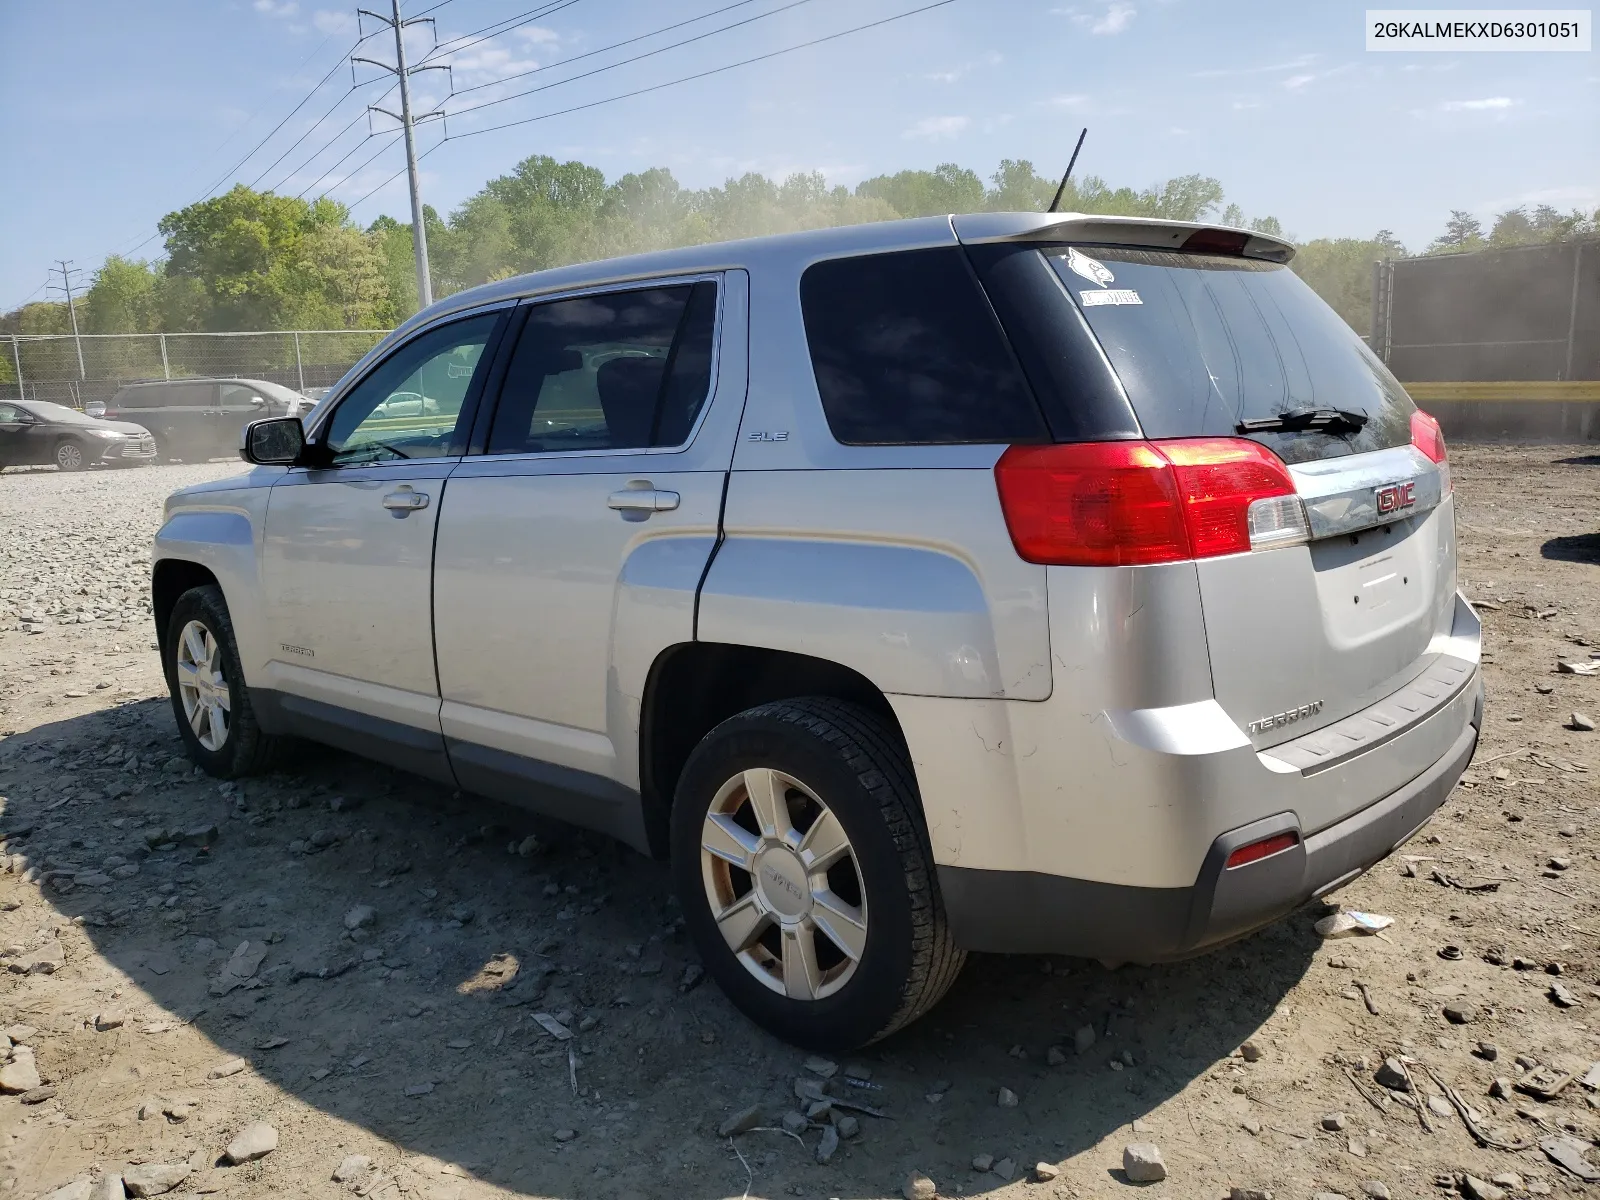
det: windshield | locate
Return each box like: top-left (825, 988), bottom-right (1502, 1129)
top-left (1048, 247), bottom-right (1415, 464)
top-left (23, 401), bottom-right (101, 426)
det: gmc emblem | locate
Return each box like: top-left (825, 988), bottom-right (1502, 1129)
top-left (1376, 481), bottom-right (1416, 514)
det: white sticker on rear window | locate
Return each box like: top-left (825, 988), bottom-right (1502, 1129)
top-left (1065, 247), bottom-right (1116, 287)
top-left (1080, 289), bottom-right (1142, 306)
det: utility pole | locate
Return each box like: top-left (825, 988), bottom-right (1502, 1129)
top-left (354, 3), bottom-right (449, 312)
top-left (48, 260), bottom-right (87, 380)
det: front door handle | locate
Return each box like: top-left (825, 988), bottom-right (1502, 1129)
top-left (382, 487), bottom-right (430, 517)
top-left (606, 486), bottom-right (680, 514)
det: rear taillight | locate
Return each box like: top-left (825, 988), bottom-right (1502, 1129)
top-left (994, 437), bottom-right (1307, 567)
top-left (1411, 409), bottom-right (1451, 492)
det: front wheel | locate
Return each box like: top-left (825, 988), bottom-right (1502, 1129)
top-left (54, 440), bottom-right (86, 471)
top-left (163, 584), bottom-right (281, 778)
top-left (672, 697), bottom-right (965, 1050)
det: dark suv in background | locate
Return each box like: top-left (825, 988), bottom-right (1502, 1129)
top-left (98, 377), bottom-right (312, 462)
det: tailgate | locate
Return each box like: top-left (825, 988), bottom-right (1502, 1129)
top-left (1196, 444), bottom-right (1459, 747)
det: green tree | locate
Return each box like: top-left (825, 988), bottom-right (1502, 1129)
top-left (1426, 210), bottom-right (1485, 254)
top-left (856, 163), bottom-right (985, 217)
top-left (84, 256), bottom-right (162, 334)
top-left (1290, 235), bottom-right (1404, 333)
top-left (986, 159), bottom-right (1058, 212)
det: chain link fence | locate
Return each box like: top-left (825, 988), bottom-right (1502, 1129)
top-left (1, 330), bottom-right (392, 408)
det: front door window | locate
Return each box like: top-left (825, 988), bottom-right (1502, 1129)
top-left (320, 314), bottom-right (499, 465)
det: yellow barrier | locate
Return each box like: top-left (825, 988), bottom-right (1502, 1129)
top-left (1404, 381), bottom-right (1600, 403)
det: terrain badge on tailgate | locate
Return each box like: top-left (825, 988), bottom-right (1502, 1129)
top-left (1248, 700), bottom-right (1324, 735)
top-left (1375, 480), bottom-right (1416, 514)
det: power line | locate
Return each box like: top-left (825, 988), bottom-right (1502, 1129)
top-left (447, 0), bottom-right (822, 119)
top-left (449, 0), bottom-right (776, 98)
top-left (338, 0), bottom-right (961, 213)
top-left (267, 81), bottom-right (398, 196)
top-left (246, 82), bottom-right (366, 190)
top-left (315, 131), bottom-right (406, 200)
top-left (421, 0), bottom-right (584, 63)
top-left (448, 0), bottom-right (961, 141)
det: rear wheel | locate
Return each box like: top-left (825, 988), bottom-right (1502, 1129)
top-left (163, 585), bottom-right (282, 778)
top-left (54, 440), bottom-right (86, 471)
top-left (672, 697), bottom-right (965, 1050)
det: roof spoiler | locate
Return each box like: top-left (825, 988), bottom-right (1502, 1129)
top-left (952, 212), bottom-right (1296, 264)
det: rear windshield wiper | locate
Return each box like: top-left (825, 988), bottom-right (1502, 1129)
top-left (1237, 407), bottom-right (1369, 435)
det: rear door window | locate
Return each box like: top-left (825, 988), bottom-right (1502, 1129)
top-left (800, 247), bottom-right (1049, 445)
top-left (1046, 247), bottom-right (1414, 463)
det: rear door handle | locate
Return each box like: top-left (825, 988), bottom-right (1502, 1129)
top-left (606, 486), bottom-right (680, 513)
top-left (382, 487), bottom-right (430, 516)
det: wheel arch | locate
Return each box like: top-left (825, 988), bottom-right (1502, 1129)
top-left (637, 641), bottom-right (903, 859)
top-left (152, 559), bottom-right (221, 658)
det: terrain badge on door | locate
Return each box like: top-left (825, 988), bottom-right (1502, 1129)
top-left (1375, 481), bottom-right (1416, 514)
top-left (280, 643), bottom-right (314, 658)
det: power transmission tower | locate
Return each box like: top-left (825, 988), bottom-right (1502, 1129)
top-left (354, 2), bottom-right (450, 312)
top-left (47, 260), bottom-right (87, 381)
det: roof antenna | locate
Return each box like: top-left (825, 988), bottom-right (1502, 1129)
top-left (1047, 127), bottom-right (1088, 214)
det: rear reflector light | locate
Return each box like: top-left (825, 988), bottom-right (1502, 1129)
top-left (1182, 228), bottom-right (1250, 255)
top-left (1411, 408), bottom-right (1451, 492)
top-left (995, 437), bottom-right (1306, 567)
top-left (1225, 831), bottom-right (1300, 869)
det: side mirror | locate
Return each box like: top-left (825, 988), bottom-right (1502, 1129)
top-left (250, 395), bottom-right (266, 406)
top-left (241, 416), bottom-right (306, 465)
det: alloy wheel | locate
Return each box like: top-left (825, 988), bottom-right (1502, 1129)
top-left (699, 767), bottom-right (868, 1001)
top-left (175, 619), bottom-right (231, 751)
top-left (55, 443), bottom-right (83, 470)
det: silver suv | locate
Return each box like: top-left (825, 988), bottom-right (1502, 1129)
top-left (151, 212), bottom-right (1482, 1050)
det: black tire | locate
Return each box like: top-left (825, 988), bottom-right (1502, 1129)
top-left (163, 584), bottom-right (282, 778)
top-left (671, 697), bottom-right (965, 1050)
top-left (54, 439), bottom-right (87, 471)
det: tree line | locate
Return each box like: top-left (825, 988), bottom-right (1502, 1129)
top-left (4, 156), bottom-right (1596, 358)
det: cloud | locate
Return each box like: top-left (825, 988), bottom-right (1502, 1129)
top-left (514, 26), bottom-right (561, 46)
top-left (903, 115), bottom-right (971, 140)
top-left (1191, 54), bottom-right (1317, 80)
top-left (924, 50), bottom-right (1003, 83)
top-left (253, 0), bottom-right (298, 17)
top-left (1283, 73), bottom-right (1316, 90)
top-left (1047, 93), bottom-right (1092, 111)
top-left (1438, 96), bottom-right (1516, 111)
top-left (1056, 2), bottom-right (1136, 34)
top-left (312, 9), bottom-right (356, 35)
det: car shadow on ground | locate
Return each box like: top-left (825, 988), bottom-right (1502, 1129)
top-left (5, 700), bottom-right (1320, 1198)
top-left (1541, 533), bottom-right (1600, 564)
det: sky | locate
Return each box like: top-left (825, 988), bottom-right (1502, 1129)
top-left (1, 0), bottom-right (1596, 311)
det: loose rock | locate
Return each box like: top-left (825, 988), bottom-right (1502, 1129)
top-left (224, 1121), bottom-right (279, 1164)
top-left (1239, 1040), bottom-right (1263, 1063)
top-left (1359, 1184), bottom-right (1391, 1200)
top-left (207, 1057), bottom-right (247, 1079)
top-left (717, 1104), bottom-right (762, 1137)
top-left (1074, 1023), bottom-right (1096, 1054)
top-left (814, 1123), bottom-right (839, 1164)
top-left (993, 1157), bottom-right (1017, 1180)
top-left (1569, 711), bottom-right (1595, 731)
top-left (1035, 1162), bottom-right (1060, 1181)
top-left (343, 904), bottom-right (376, 931)
top-left (122, 1164), bottom-right (191, 1198)
top-left (1462, 1176), bottom-right (1507, 1200)
top-left (902, 1171), bottom-right (937, 1200)
top-left (332, 1155), bottom-right (373, 1183)
top-left (1374, 1057), bottom-right (1411, 1091)
top-left (997, 1085), bottom-right (1018, 1107)
top-left (971, 1153), bottom-right (994, 1172)
top-left (41, 1179), bottom-right (92, 1200)
top-left (1123, 1142), bottom-right (1167, 1183)
top-left (1322, 1111), bottom-right (1348, 1131)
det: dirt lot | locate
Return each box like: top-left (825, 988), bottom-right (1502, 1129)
top-left (1, 445), bottom-right (1597, 1200)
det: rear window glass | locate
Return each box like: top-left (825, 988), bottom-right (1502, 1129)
top-left (1048, 247), bottom-right (1414, 463)
top-left (800, 247), bottom-right (1049, 445)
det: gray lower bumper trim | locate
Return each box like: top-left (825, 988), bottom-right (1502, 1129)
top-left (938, 705), bottom-right (1480, 960)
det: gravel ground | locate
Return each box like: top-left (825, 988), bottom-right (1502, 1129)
top-left (1, 447), bottom-right (1598, 1200)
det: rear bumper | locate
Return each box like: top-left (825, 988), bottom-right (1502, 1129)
top-left (938, 676), bottom-right (1480, 959)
